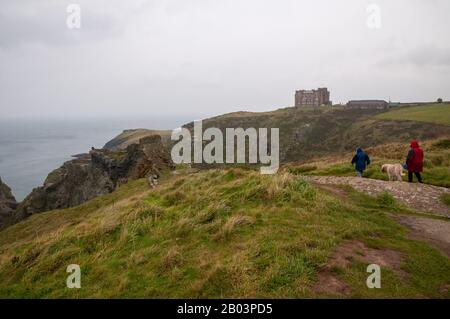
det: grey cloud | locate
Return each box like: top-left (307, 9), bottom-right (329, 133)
top-left (377, 46), bottom-right (450, 68)
top-left (0, 0), bottom-right (449, 118)
top-left (0, 1), bottom-right (119, 48)
top-left (406, 47), bottom-right (450, 67)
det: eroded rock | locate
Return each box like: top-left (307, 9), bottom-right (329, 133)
top-left (0, 177), bottom-right (17, 228)
top-left (13, 135), bottom-right (174, 223)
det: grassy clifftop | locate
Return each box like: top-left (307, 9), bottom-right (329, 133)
top-left (375, 103), bottom-right (450, 125)
top-left (103, 129), bottom-right (172, 151)
top-left (0, 166), bottom-right (449, 298)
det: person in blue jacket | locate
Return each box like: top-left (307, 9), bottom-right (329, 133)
top-left (351, 148), bottom-right (371, 177)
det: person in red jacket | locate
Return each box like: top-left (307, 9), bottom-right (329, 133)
top-left (406, 140), bottom-right (424, 183)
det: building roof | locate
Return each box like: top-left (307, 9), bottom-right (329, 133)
top-left (347, 100), bottom-right (387, 103)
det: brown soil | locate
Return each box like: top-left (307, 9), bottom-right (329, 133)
top-left (313, 240), bottom-right (404, 296)
top-left (315, 272), bottom-right (351, 296)
top-left (313, 183), bottom-right (349, 199)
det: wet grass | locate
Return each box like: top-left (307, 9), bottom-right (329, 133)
top-left (375, 103), bottom-right (450, 125)
top-left (289, 137), bottom-right (450, 188)
top-left (441, 194), bottom-right (450, 208)
top-left (0, 167), bottom-right (448, 298)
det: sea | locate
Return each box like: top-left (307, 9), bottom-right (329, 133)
top-left (0, 116), bottom-right (195, 201)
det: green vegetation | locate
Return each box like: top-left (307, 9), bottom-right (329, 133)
top-left (375, 103), bottom-right (450, 125)
top-left (199, 105), bottom-right (450, 164)
top-left (0, 167), bottom-right (448, 298)
top-left (103, 128), bottom-right (172, 150)
top-left (289, 138), bottom-right (450, 188)
top-left (1, 109), bottom-right (450, 299)
top-left (441, 194), bottom-right (450, 208)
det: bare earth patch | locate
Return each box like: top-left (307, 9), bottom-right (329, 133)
top-left (315, 272), bottom-right (351, 296)
top-left (313, 240), bottom-right (404, 296)
top-left (313, 183), bottom-right (349, 199)
top-left (306, 176), bottom-right (450, 217)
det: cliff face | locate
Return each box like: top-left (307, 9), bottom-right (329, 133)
top-left (14, 135), bottom-right (174, 223)
top-left (0, 177), bottom-right (17, 228)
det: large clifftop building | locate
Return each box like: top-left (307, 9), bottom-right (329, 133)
top-left (295, 88), bottom-right (331, 107)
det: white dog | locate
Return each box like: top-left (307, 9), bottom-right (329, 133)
top-left (381, 164), bottom-right (405, 181)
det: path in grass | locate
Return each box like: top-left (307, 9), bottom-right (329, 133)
top-left (305, 176), bottom-right (450, 218)
top-left (395, 215), bottom-right (450, 257)
top-left (306, 175), bottom-right (450, 258)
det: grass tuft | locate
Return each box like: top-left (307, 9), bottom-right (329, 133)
top-left (440, 194), bottom-right (450, 208)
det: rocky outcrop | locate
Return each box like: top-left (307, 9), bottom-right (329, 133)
top-left (0, 177), bottom-right (17, 228)
top-left (13, 135), bottom-right (174, 223)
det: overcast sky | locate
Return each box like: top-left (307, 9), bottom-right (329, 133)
top-left (0, 0), bottom-right (449, 119)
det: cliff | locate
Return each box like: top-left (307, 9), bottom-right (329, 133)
top-left (0, 177), bottom-right (17, 228)
top-left (13, 135), bottom-right (174, 223)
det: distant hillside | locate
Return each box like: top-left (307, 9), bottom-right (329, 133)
top-left (192, 106), bottom-right (450, 163)
top-left (103, 129), bottom-right (172, 151)
top-left (375, 103), bottom-right (450, 125)
top-left (102, 105), bottom-right (450, 164)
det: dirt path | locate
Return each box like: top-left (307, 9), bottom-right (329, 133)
top-left (305, 176), bottom-right (450, 218)
top-left (395, 215), bottom-right (450, 257)
top-left (306, 175), bottom-right (450, 258)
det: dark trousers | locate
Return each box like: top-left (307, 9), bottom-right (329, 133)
top-left (408, 172), bottom-right (422, 183)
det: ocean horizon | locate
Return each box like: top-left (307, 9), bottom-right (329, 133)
top-left (0, 116), bottom-right (196, 201)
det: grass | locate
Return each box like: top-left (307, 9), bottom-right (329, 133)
top-left (183, 103), bottom-right (450, 165)
top-left (104, 128), bottom-right (172, 150)
top-left (0, 167), bottom-right (449, 298)
top-left (289, 137), bottom-right (450, 188)
top-left (375, 103), bottom-right (450, 125)
top-left (441, 194), bottom-right (450, 208)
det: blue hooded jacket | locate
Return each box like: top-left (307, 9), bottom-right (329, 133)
top-left (351, 148), bottom-right (370, 172)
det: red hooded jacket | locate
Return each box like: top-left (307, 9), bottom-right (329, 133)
top-left (406, 140), bottom-right (424, 173)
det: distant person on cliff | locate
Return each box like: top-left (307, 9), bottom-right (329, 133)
top-left (406, 140), bottom-right (424, 183)
top-left (351, 148), bottom-right (371, 178)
